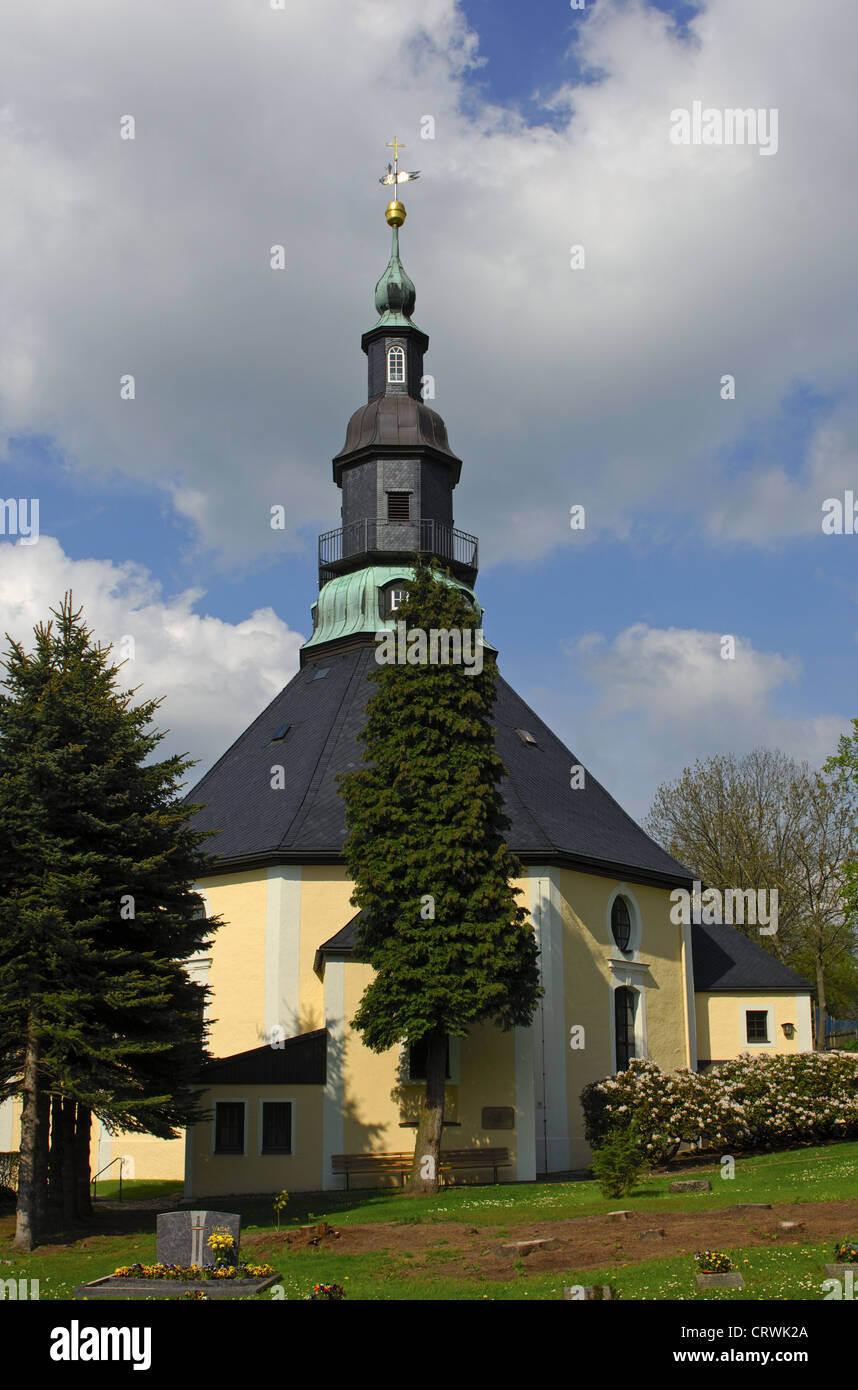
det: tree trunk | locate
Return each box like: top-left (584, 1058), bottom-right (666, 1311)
top-left (815, 939), bottom-right (828, 1053)
top-left (34, 1088), bottom-right (50, 1236)
top-left (60, 1097), bottom-right (77, 1226)
top-left (13, 1022), bottom-right (42, 1251)
top-left (408, 1030), bottom-right (446, 1195)
top-left (48, 1094), bottom-right (64, 1214)
top-left (74, 1104), bottom-right (92, 1219)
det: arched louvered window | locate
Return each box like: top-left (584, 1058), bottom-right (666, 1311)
top-left (614, 987), bottom-right (636, 1071)
top-left (611, 896), bottom-right (632, 953)
top-left (387, 345), bottom-right (405, 383)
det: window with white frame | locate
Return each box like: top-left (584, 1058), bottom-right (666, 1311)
top-left (387, 345), bottom-right (405, 383)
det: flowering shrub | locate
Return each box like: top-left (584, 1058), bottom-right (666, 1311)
top-left (581, 1051), bottom-right (858, 1158)
top-left (113, 1261), bottom-right (277, 1281)
top-left (696, 1250), bottom-right (732, 1273)
top-left (834, 1241), bottom-right (858, 1263)
top-left (306, 1283), bottom-right (345, 1300)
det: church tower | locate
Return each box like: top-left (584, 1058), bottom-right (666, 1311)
top-left (305, 176), bottom-right (479, 662)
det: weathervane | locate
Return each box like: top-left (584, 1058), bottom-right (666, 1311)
top-left (380, 136), bottom-right (419, 227)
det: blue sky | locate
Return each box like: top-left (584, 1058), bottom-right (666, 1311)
top-left (0, 0), bottom-right (855, 821)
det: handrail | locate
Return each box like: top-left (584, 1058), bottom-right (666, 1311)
top-left (90, 1154), bottom-right (127, 1201)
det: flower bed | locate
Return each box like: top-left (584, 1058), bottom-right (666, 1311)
top-left (113, 1261), bottom-right (277, 1282)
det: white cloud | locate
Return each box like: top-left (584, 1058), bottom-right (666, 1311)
top-left (530, 621), bottom-right (850, 819)
top-left (0, 537), bottom-right (303, 776)
top-left (0, 0), bottom-right (855, 567)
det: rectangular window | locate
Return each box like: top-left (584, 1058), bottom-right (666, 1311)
top-left (214, 1101), bottom-right (245, 1154)
top-left (408, 1037), bottom-right (451, 1081)
top-left (614, 987), bottom-right (636, 1071)
top-left (746, 1010), bottom-right (769, 1043)
top-left (387, 491), bottom-right (411, 522)
top-left (261, 1101), bottom-right (293, 1154)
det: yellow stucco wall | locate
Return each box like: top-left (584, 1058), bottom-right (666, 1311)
top-left (200, 869), bottom-right (268, 1056)
top-left (3, 862), bottom-right (816, 1192)
top-left (696, 991), bottom-right (812, 1061)
top-left (552, 869), bottom-right (693, 1168)
top-left (190, 1084), bottom-right (324, 1198)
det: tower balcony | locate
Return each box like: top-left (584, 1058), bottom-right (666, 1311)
top-left (318, 518), bottom-right (479, 588)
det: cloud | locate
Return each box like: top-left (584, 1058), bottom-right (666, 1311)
top-left (0, 0), bottom-right (855, 569)
top-left (530, 621), bottom-right (850, 819)
top-left (0, 536), bottom-right (303, 776)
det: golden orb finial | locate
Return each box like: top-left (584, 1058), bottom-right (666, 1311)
top-left (385, 200), bottom-right (406, 227)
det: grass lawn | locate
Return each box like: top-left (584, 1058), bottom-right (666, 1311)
top-left (218, 1139), bottom-right (858, 1229)
top-left (1, 1140), bottom-right (856, 1300)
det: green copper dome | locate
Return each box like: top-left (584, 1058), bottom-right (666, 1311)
top-left (303, 565), bottom-right (491, 651)
top-left (372, 226), bottom-right (421, 330)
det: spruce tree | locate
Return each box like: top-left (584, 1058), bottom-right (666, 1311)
top-left (0, 596), bottom-right (217, 1247)
top-left (339, 558), bottom-right (541, 1193)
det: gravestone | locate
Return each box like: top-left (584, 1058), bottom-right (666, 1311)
top-left (157, 1210), bottom-right (241, 1268)
top-left (669, 1180), bottom-right (711, 1193)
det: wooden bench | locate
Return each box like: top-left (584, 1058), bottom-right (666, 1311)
top-left (332, 1147), bottom-right (511, 1191)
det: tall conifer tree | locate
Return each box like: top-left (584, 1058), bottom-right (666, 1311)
top-left (339, 558), bottom-right (541, 1193)
top-left (0, 596), bottom-right (217, 1248)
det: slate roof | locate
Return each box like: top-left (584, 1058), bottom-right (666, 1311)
top-left (691, 922), bottom-right (812, 992)
top-left (198, 1029), bottom-right (327, 1086)
top-left (185, 644), bottom-right (692, 888)
top-left (334, 394), bottom-right (460, 471)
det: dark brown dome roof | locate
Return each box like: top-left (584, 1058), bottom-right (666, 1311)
top-left (334, 394), bottom-right (460, 465)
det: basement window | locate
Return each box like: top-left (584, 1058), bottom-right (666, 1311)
top-left (387, 491), bottom-right (411, 522)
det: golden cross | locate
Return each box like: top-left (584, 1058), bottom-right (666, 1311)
top-left (386, 135), bottom-right (406, 182)
top-left (386, 136), bottom-right (405, 163)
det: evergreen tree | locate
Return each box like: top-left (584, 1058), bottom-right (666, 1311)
top-left (339, 558), bottom-right (541, 1193)
top-left (0, 596), bottom-right (218, 1248)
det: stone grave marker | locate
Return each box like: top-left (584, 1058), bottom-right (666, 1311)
top-left (157, 1210), bottom-right (241, 1269)
top-left (669, 1180), bottom-right (711, 1193)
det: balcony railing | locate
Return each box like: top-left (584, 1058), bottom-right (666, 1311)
top-left (318, 518), bottom-right (479, 584)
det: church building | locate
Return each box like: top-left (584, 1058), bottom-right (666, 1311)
top-left (0, 170), bottom-right (814, 1194)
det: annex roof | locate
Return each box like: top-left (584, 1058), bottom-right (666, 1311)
top-left (691, 922), bottom-right (813, 992)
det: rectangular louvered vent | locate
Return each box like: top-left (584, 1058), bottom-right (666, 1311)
top-left (387, 492), bottom-right (411, 521)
